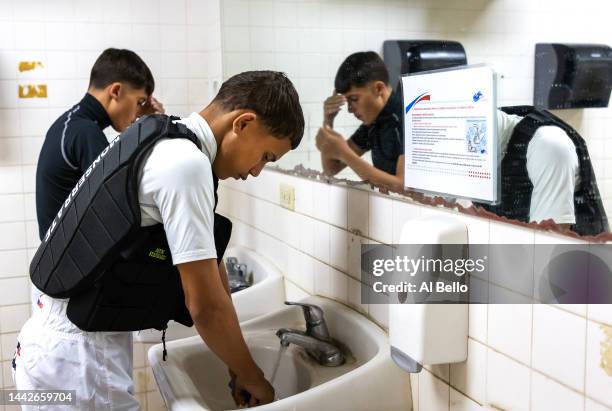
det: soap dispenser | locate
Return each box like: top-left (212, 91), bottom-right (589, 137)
top-left (389, 215), bottom-right (469, 373)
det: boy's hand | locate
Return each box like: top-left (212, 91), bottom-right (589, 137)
top-left (228, 368), bottom-right (240, 406)
top-left (323, 90), bottom-right (346, 127)
top-left (138, 96), bottom-right (165, 117)
top-left (316, 126), bottom-right (349, 161)
top-left (235, 369), bottom-right (275, 407)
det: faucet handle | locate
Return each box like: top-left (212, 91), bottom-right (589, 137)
top-left (285, 301), bottom-right (331, 341)
top-left (235, 263), bottom-right (247, 277)
top-left (225, 257), bottom-right (238, 276)
top-left (285, 301), bottom-right (323, 322)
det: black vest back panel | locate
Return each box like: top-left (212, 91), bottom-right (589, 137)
top-left (30, 115), bottom-right (195, 298)
top-left (28, 114), bottom-right (233, 332)
top-left (66, 213), bottom-right (232, 332)
top-left (480, 106), bottom-right (608, 236)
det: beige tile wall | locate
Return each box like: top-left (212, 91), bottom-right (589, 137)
top-left (217, 168), bottom-right (612, 411)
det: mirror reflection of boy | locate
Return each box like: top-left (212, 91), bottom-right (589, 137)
top-left (316, 51), bottom-right (404, 192)
top-left (482, 107), bottom-right (608, 235)
top-left (317, 52), bottom-right (607, 235)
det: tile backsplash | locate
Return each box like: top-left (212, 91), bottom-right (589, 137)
top-left (218, 168), bottom-right (612, 411)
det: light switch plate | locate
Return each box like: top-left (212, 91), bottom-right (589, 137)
top-left (279, 183), bottom-right (295, 211)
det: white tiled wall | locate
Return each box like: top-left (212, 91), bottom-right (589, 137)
top-left (2, 1), bottom-right (612, 410)
top-left (216, 11), bottom-right (612, 410)
top-left (219, 0), bottom-right (612, 219)
top-left (218, 168), bottom-right (612, 411)
top-left (0, 1), bottom-right (222, 410)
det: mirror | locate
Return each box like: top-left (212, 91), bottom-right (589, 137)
top-left (220, 1), bottom-right (611, 238)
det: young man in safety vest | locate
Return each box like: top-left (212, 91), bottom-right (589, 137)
top-left (15, 71), bottom-right (304, 409)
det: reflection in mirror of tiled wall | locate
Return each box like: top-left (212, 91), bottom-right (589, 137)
top-left (219, 0), bottom-right (612, 218)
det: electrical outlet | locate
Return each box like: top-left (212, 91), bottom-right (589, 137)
top-left (279, 183), bottom-right (295, 211)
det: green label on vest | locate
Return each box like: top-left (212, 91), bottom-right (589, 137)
top-left (149, 247), bottom-right (167, 261)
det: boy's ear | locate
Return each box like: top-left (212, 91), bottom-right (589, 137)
top-left (108, 82), bottom-right (122, 100)
top-left (232, 112), bottom-right (257, 135)
top-left (374, 81), bottom-right (386, 96)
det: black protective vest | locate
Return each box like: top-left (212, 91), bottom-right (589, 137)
top-left (480, 106), bottom-right (608, 236)
top-left (29, 114), bottom-right (232, 332)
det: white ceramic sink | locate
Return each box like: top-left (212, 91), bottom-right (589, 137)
top-left (148, 296), bottom-right (411, 411)
top-left (135, 246), bottom-right (285, 343)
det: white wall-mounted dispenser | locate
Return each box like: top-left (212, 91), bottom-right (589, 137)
top-left (389, 215), bottom-right (469, 373)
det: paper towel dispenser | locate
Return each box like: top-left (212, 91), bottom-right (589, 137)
top-left (383, 40), bottom-right (468, 89)
top-left (534, 43), bottom-right (612, 109)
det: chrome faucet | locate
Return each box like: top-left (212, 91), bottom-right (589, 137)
top-left (224, 256), bottom-right (251, 292)
top-left (225, 257), bottom-right (241, 276)
top-left (276, 302), bottom-right (345, 367)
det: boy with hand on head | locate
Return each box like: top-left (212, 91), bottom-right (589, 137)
top-left (36, 48), bottom-right (164, 240)
top-left (317, 53), bottom-right (607, 235)
top-left (15, 71), bottom-right (304, 409)
top-left (316, 51), bottom-right (404, 192)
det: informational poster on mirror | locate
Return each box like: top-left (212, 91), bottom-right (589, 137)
top-left (402, 65), bottom-right (498, 204)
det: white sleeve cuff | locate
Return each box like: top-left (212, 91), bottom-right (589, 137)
top-left (172, 249), bottom-right (218, 265)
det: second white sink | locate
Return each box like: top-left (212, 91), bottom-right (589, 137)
top-left (135, 246), bottom-right (285, 343)
top-left (149, 296), bottom-right (412, 411)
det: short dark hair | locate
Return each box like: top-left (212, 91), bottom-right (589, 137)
top-left (334, 51), bottom-right (389, 94)
top-left (89, 48), bottom-right (155, 96)
top-left (212, 71), bottom-right (304, 149)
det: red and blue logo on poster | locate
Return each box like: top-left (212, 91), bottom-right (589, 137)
top-left (405, 92), bottom-right (431, 113)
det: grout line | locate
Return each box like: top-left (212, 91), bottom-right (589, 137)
top-left (232, 207), bottom-right (595, 403)
top-left (586, 397), bottom-right (612, 411)
top-left (0, 247), bottom-right (30, 254)
top-left (486, 342), bottom-right (595, 401)
top-left (447, 379), bottom-right (484, 408)
top-left (227, 187), bottom-right (605, 316)
top-left (582, 304), bottom-right (589, 410)
top-left (420, 367), bottom-right (453, 408)
top-left (0, 334), bottom-right (3, 387)
top-left (582, 311), bottom-right (589, 401)
top-left (235, 228), bottom-right (382, 325)
top-left (484, 330), bottom-right (489, 407)
top-left (226, 171), bottom-right (478, 229)
top-left (548, 304), bottom-right (611, 328)
top-left (226, 192), bottom-right (609, 322)
top-left (0, 275), bottom-right (29, 282)
top-left (529, 303), bottom-right (535, 410)
top-left (448, 370), bottom-right (451, 410)
top-left (20, 184), bottom-right (29, 265)
top-left (0, 303), bottom-right (29, 311)
top-left (225, 202), bottom-right (353, 277)
top-left (224, 186), bottom-right (612, 406)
